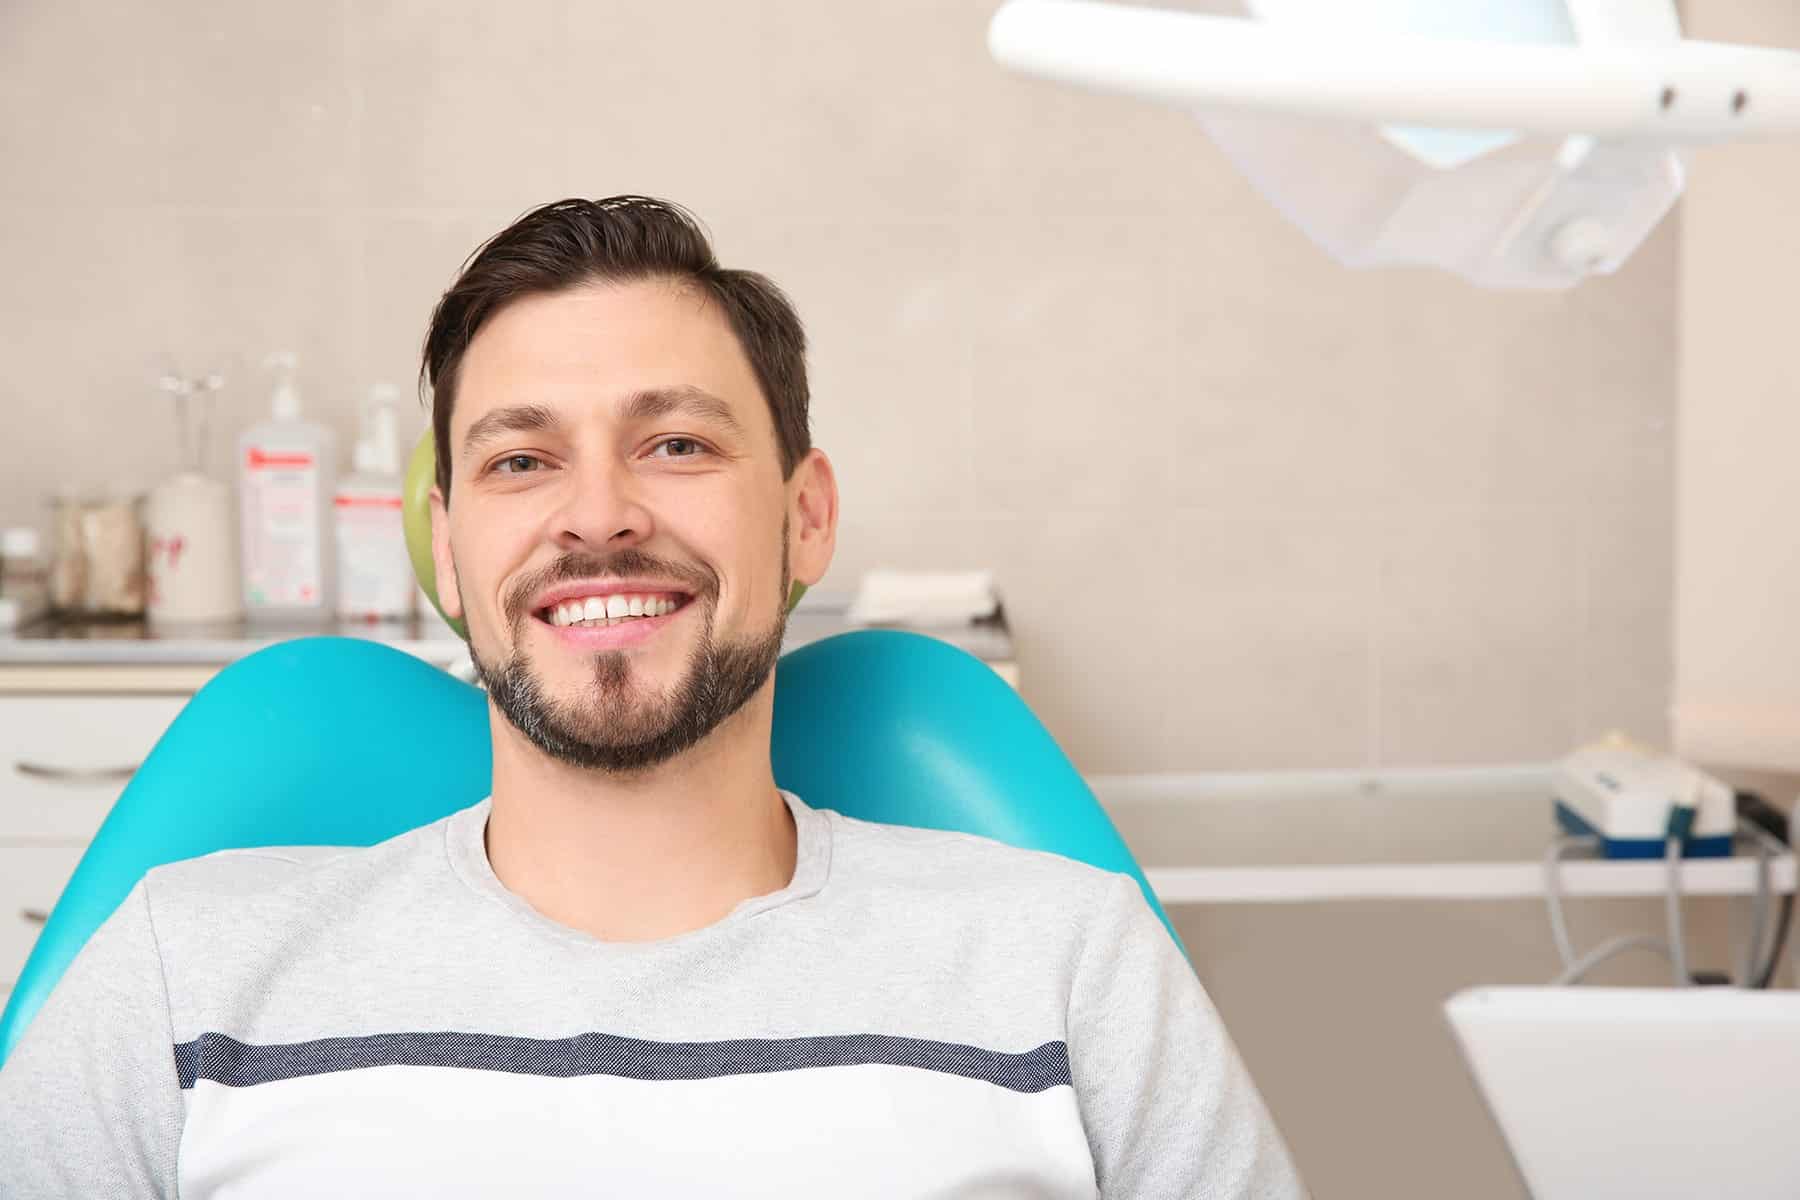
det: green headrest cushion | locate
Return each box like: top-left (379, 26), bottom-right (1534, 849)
top-left (402, 430), bottom-right (805, 643)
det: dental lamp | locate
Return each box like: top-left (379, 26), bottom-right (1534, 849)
top-left (987, 0), bottom-right (1800, 288)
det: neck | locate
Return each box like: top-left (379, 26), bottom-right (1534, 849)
top-left (481, 680), bottom-right (797, 943)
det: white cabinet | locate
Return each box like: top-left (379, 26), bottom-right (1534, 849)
top-left (0, 845), bottom-right (87, 990)
top-left (0, 695), bottom-right (191, 840)
top-left (0, 692), bottom-right (193, 988)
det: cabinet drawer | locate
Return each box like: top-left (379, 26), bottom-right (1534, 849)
top-left (0, 845), bottom-right (87, 987)
top-left (0, 695), bottom-right (191, 839)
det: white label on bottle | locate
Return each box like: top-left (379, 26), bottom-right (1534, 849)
top-left (334, 492), bottom-right (413, 619)
top-left (242, 447), bottom-right (322, 608)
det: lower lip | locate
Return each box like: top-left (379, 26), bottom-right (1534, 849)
top-left (534, 600), bottom-right (693, 650)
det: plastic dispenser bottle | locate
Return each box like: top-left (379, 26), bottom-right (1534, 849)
top-left (237, 351), bottom-right (337, 622)
top-left (145, 370), bottom-right (242, 624)
top-left (334, 384), bottom-right (415, 622)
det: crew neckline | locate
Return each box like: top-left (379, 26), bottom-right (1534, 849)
top-left (443, 788), bottom-right (832, 954)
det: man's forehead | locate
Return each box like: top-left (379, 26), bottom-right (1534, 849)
top-left (453, 281), bottom-right (767, 441)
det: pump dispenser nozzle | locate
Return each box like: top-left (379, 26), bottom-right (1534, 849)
top-left (355, 384), bottom-right (402, 475)
top-left (263, 351), bottom-right (301, 421)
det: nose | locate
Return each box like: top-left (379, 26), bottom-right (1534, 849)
top-left (547, 459), bottom-right (655, 553)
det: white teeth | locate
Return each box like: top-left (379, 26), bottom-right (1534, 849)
top-left (546, 594), bottom-right (684, 627)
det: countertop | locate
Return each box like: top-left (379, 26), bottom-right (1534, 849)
top-left (1095, 766), bottom-right (1798, 903)
top-left (0, 611), bottom-right (469, 665)
top-left (0, 594), bottom-right (1016, 667)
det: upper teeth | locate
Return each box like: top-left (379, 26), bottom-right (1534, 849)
top-left (548, 594), bottom-right (682, 627)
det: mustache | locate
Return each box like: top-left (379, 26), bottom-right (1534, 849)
top-left (505, 547), bottom-right (717, 624)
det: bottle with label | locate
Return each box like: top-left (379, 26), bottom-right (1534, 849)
top-left (334, 384), bottom-right (415, 622)
top-left (0, 527), bottom-right (51, 631)
top-left (237, 351), bottom-right (337, 622)
top-left (145, 370), bottom-right (241, 625)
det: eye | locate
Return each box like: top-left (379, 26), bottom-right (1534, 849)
top-left (490, 454), bottom-right (544, 475)
top-left (650, 437), bottom-right (710, 459)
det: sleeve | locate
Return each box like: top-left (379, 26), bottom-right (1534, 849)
top-left (1066, 871), bottom-right (1308, 1199)
top-left (0, 877), bottom-right (183, 1198)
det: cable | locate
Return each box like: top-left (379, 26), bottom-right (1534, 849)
top-left (1553, 934), bottom-right (1677, 986)
top-left (1663, 834), bottom-right (1690, 986)
top-left (1737, 816), bottom-right (1772, 986)
top-left (1735, 792), bottom-right (1794, 989)
top-left (1545, 833), bottom-right (1689, 985)
top-left (1737, 816), bottom-right (1793, 987)
top-left (1543, 834), bottom-right (1599, 973)
top-left (1757, 893), bottom-right (1795, 989)
top-left (1737, 828), bottom-right (1760, 984)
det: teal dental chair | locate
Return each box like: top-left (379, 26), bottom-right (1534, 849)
top-left (0, 437), bottom-right (1181, 1068)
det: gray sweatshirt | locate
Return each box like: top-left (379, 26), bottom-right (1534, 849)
top-left (0, 788), bottom-right (1306, 1198)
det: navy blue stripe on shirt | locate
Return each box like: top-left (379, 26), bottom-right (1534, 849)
top-left (173, 1028), bottom-right (1073, 1094)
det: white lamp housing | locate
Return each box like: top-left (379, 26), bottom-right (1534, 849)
top-left (988, 0), bottom-right (1800, 288)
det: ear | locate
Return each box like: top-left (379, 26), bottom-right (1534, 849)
top-left (429, 484), bottom-right (465, 622)
top-left (787, 448), bottom-right (838, 592)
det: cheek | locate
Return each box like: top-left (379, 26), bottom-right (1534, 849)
top-left (737, 521), bottom-right (791, 618)
top-left (457, 516), bottom-right (529, 624)
top-left (686, 506), bottom-right (780, 618)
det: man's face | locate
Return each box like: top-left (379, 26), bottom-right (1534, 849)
top-left (428, 278), bottom-right (823, 774)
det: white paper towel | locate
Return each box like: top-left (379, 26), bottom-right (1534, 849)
top-left (846, 569), bottom-right (998, 627)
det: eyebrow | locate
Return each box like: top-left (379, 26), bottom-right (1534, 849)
top-left (618, 385), bottom-right (745, 439)
top-left (460, 386), bottom-right (746, 460)
top-left (461, 403), bottom-right (557, 460)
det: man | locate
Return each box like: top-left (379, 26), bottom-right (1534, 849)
top-left (0, 196), bottom-right (1306, 1197)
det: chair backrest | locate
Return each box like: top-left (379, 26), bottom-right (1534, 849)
top-left (0, 629), bottom-right (1181, 1065)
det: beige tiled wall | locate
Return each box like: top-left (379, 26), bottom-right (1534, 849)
top-left (1674, 0), bottom-right (1800, 773)
top-left (4, 0), bottom-right (1677, 773)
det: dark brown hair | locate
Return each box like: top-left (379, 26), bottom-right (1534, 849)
top-left (420, 196), bottom-right (810, 500)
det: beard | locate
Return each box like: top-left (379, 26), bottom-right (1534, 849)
top-left (465, 533), bottom-right (790, 775)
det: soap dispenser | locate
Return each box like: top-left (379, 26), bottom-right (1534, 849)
top-left (334, 384), bottom-right (415, 622)
top-left (237, 351), bottom-right (337, 622)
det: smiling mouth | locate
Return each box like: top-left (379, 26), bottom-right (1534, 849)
top-left (533, 592), bottom-right (696, 630)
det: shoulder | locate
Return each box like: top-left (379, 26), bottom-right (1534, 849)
top-left (131, 809), bottom-right (466, 1007)
top-left (139, 807), bottom-right (458, 913)
top-left (815, 807), bottom-right (1167, 1005)
top-left (821, 806), bottom-right (1131, 916)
